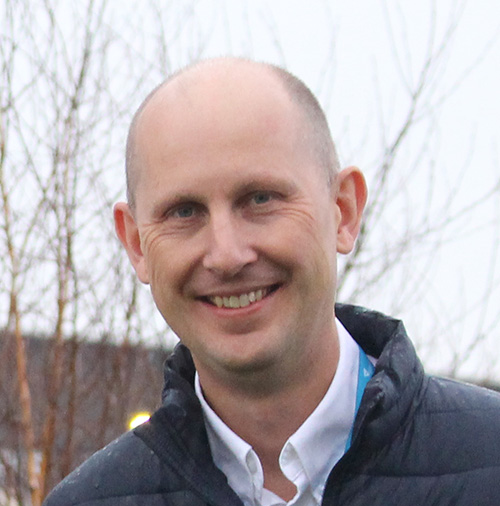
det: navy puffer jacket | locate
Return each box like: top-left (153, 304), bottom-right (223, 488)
top-left (44, 305), bottom-right (500, 505)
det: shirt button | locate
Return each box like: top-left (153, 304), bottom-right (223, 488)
top-left (282, 443), bottom-right (293, 461)
top-left (247, 454), bottom-right (258, 474)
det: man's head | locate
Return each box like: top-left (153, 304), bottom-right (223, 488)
top-left (114, 57), bottom-right (366, 391)
top-left (125, 58), bottom-right (340, 212)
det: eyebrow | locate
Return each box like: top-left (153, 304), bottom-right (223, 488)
top-left (233, 176), bottom-right (298, 197)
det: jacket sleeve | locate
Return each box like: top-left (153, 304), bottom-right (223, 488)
top-left (43, 430), bottom-right (166, 505)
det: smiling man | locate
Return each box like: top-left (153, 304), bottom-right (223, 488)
top-left (44, 58), bottom-right (500, 506)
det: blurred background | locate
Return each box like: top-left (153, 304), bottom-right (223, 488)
top-left (1, 0), bottom-right (499, 503)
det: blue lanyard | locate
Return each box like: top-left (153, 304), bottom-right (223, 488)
top-left (344, 347), bottom-right (375, 452)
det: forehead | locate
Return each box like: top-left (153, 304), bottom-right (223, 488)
top-left (137, 64), bottom-right (305, 148)
top-left (131, 64), bottom-right (323, 209)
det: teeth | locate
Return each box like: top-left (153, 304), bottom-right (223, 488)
top-left (208, 288), bottom-right (269, 309)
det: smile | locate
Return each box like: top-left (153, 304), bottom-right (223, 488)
top-left (206, 286), bottom-right (278, 309)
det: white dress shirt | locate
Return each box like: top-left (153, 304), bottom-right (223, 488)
top-left (195, 319), bottom-right (362, 506)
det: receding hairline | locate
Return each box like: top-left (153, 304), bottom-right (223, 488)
top-left (125, 57), bottom-right (340, 209)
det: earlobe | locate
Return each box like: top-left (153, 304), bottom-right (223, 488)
top-left (335, 166), bottom-right (367, 254)
top-left (113, 202), bottom-right (150, 284)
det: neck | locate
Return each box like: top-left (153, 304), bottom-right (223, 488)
top-left (195, 334), bottom-right (339, 499)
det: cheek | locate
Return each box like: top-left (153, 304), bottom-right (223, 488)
top-left (144, 235), bottom-right (206, 321)
top-left (142, 233), bottom-right (183, 296)
top-left (267, 208), bottom-right (336, 267)
top-left (286, 217), bottom-right (338, 299)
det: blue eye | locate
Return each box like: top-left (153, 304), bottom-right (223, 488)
top-left (252, 192), bottom-right (271, 205)
top-left (173, 205), bottom-right (195, 218)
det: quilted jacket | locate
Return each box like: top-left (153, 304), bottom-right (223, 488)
top-left (44, 305), bottom-right (500, 505)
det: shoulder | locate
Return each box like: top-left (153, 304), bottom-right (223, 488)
top-left (411, 376), bottom-right (500, 469)
top-left (43, 430), bottom-right (164, 505)
top-left (421, 375), bottom-right (500, 422)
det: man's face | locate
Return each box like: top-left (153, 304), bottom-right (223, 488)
top-left (121, 69), bottom-right (345, 385)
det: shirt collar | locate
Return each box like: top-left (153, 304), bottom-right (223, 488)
top-left (284, 319), bottom-right (358, 502)
top-left (195, 319), bottom-right (360, 506)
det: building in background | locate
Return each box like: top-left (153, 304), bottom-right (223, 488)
top-left (0, 331), bottom-right (170, 504)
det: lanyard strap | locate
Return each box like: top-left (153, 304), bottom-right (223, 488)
top-left (344, 346), bottom-right (375, 452)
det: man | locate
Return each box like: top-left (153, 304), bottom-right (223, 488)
top-left (44, 58), bottom-right (500, 506)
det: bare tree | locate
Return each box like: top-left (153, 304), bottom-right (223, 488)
top-left (0, 0), bottom-right (211, 502)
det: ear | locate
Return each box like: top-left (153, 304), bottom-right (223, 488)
top-left (113, 202), bottom-right (150, 284)
top-left (335, 166), bottom-right (367, 254)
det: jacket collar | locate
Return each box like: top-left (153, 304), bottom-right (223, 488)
top-left (335, 304), bottom-right (425, 459)
top-left (135, 345), bottom-right (244, 505)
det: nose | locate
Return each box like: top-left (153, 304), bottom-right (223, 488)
top-left (202, 212), bottom-right (257, 277)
